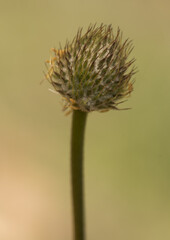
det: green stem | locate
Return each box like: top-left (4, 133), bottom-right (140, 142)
top-left (71, 110), bottom-right (88, 240)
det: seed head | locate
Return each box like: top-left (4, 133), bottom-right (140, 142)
top-left (45, 24), bottom-right (136, 113)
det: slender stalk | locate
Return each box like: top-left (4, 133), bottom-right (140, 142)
top-left (71, 110), bottom-right (87, 240)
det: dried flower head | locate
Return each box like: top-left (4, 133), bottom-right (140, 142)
top-left (45, 24), bottom-right (136, 113)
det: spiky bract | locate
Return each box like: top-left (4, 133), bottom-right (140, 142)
top-left (46, 24), bottom-right (136, 113)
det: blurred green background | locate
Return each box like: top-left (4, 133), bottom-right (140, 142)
top-left (0, 0), bottom-right (170, 239)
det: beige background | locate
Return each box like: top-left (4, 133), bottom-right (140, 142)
top-left (0, 0), bottom-right (170, 239)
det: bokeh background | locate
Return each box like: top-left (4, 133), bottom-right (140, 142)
top-left (0, 0), bottom-right (170, 239)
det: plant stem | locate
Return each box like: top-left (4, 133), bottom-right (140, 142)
top-left (71, 110), bottom-right (88, 240)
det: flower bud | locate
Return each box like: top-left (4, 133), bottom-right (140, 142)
top-left (46, 24), bottom-right (136, 113)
